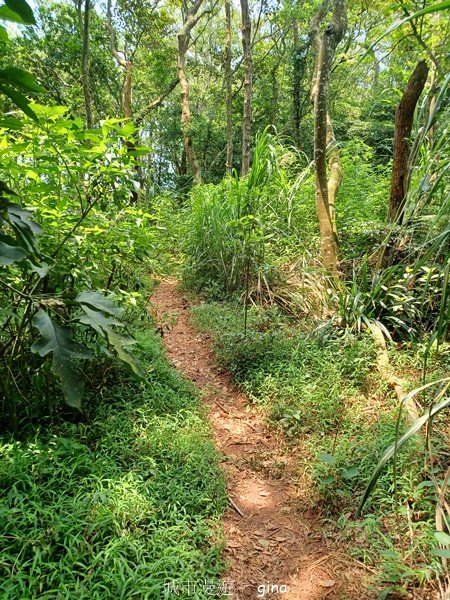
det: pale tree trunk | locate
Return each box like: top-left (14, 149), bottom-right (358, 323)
top-left (311, 0), bottom-right (346, 274)
top-left (326, 115), bottom-right (342, 235)
top-left (177, 0), bottom-right (205, 185)
top-left (389, 60), bottom-right (428, 223)
top-left (106, 0), bottom-right (133, 120)
top-left (240, 0), bottom-right (252, 176)
top-left (225, 0), bottom-right (233, 175)
top-left (81, 0), bottom-right (93, 128)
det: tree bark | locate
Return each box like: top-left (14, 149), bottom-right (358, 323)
top-left (326, 115), bottom-right (342, 234)
top-left (81, 0), bottom-right (93, 128)
top-left (106, 0), bottom-right (139, 201)
top-left (225, 0), bottom-right (233, 175)
top-left (106, 0), bottom-right (133, 119)
top-left (177, 0), bottom-right (205, 185)
top-left (292, 19), bottom-right (301, 147)
top-left (311, 0), bottom-right (346, 274)
top-left (240, 0), bottom-right (252, 176)
top-left (389, 60), bottom-right (429, 223)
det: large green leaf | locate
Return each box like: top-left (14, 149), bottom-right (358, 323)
top-left (357, 379), bottom-right (450, 515)
top-left (31, 310), bottom-right (91, 409)
top-left (0, 117), bottom-right (23, 130)
top-left (0, 237), bottom-right (27, 264)
top-left (0, 180), bottom-right (17, 195)
top-left (76, 304), bottom-right (123, 335)
top-left (0, 67), bottom-right (44, 92)
top-left (4, 0), bottom-right (35, 24)
top-left (76, 291), bottom-right (123, 317)
top-left (0, 83), bottom-right (38, 120)
top-left (3, 201), bottom-right (41, 252)
top-left (75, 295), bottom-right (145, 380)
top-left (0, 4), bottom-right (27, 23)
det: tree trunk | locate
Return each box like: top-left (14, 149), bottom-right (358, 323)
top-left (311, 0), bottom-right (346, 274)
top-left (292, 19), bottom-right (301, 147)
top-left (106, 0), bottom-right (139, 201)
top-left (123, 63), bottom-right (132, 119)
top-left (106, 0), bottom-right (133, 120)
top-left (240, 0), bottom-right (252, 176)
top-left (177, 0), bottom-right (205, 185)
top-left (81, 0), bottom-right (93, 128)
top-left (225, 0), bottom-right (233, 175)
top-left (326, 115), bottom-right (342, 234)
top-left (389, 60), bottom-right (428, 223)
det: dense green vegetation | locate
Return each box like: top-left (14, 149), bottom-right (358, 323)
top-left (0, 327), bottom-right (227, 598)
top-left (192, 301), bottom-right (449, 594)
top-left (1, 0), bottom-right (449, 596)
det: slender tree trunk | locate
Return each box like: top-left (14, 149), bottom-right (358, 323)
top-left (178, 36), bottom-right (202, 184)
top-left (106, 0), bottom-right (139, 201)
top-left (106, 0), bottom-right (133, 120)
top-left (240, 0), bottom-right (252, 176)
top-left (123, 63), bottom-right (133, 119)
top-left (225, 0), bottom-right (233, 175)
top-left (270, 64), bottom-right (278, 131)
top-left (311, 0), bottom-right (346, 274)
top-left (389, 59), bottom-right (428, 223)
top-left (292, 19), bottom-right (301, 147)
top-left (81, 0), bottom-right (93, 128)
top-left (326, 115), bottom-right (343, 234)
top-left (177, 0), bottom-right (205, 185)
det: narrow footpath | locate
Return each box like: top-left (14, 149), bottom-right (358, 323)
top-left (151, 281), bottom-right (369, 600)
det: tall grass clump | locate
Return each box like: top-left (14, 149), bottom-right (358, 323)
top-left (182, 129), bottom-right (316, 301)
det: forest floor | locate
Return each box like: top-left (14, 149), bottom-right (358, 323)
top-left (151, 280), bottom-right (373, 600)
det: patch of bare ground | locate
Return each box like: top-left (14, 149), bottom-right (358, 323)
top-left (150, 280), bottom-right (374, 600)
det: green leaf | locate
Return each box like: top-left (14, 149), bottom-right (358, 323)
top-left (357, 379), bottom-right (450, 515)
top-left (342, 466), bottom-right (359, 479)
top-left (76, 296), bottom-right (145, 380)
top-left (0, 24), bottom-right (8, 39)
top-left (5, 0), bottom-right (35, 24)
top-left (319, 452), bottom-right (336, 466)
top-left (27, 259), bottom-right (51, 278)
top-left (0, 238), bottom-right (27, 264)
top-left (4, 202), bottom-right (41, 252)
top-left (0, 67), bottom-right (44, 92)
top-left (0, 117), bottom-right (24, 129)
top-left (127, 147), bottom-right (150, 157)
top-left (76, 304), bottom-right (123, 336)
top-left (0, 4), bottom-right (27, 23)
top-left (107, 330), bottom-right (145, 379)
top-left (31, 310), bottom-right (91, 409)
top-left (434, 532), bottom-right (450, 545)
top-left (0, 180), bottom-right (17, 195)
top-left (76, 291), bottom-right (123, 317)
top-left (0, 83), bottom-right (38, 121)
top-left (432, 548), bottom-right (450, 558)
top-left (321, 476), bottom-right (335, 485)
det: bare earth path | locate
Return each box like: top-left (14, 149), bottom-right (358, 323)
top-left (151, 281), bottom-right (369, 600)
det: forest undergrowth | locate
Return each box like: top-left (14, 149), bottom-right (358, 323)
top-left (1, 0), bottom-right (449, 597)
top-left (0, 323), bottom-right (227, 599)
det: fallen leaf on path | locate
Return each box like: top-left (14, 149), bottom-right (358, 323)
top-left (318, 579), bottom-right (336, 588)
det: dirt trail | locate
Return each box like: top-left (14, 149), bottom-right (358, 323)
top-left (151, 281), bottom-right (368, 600)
